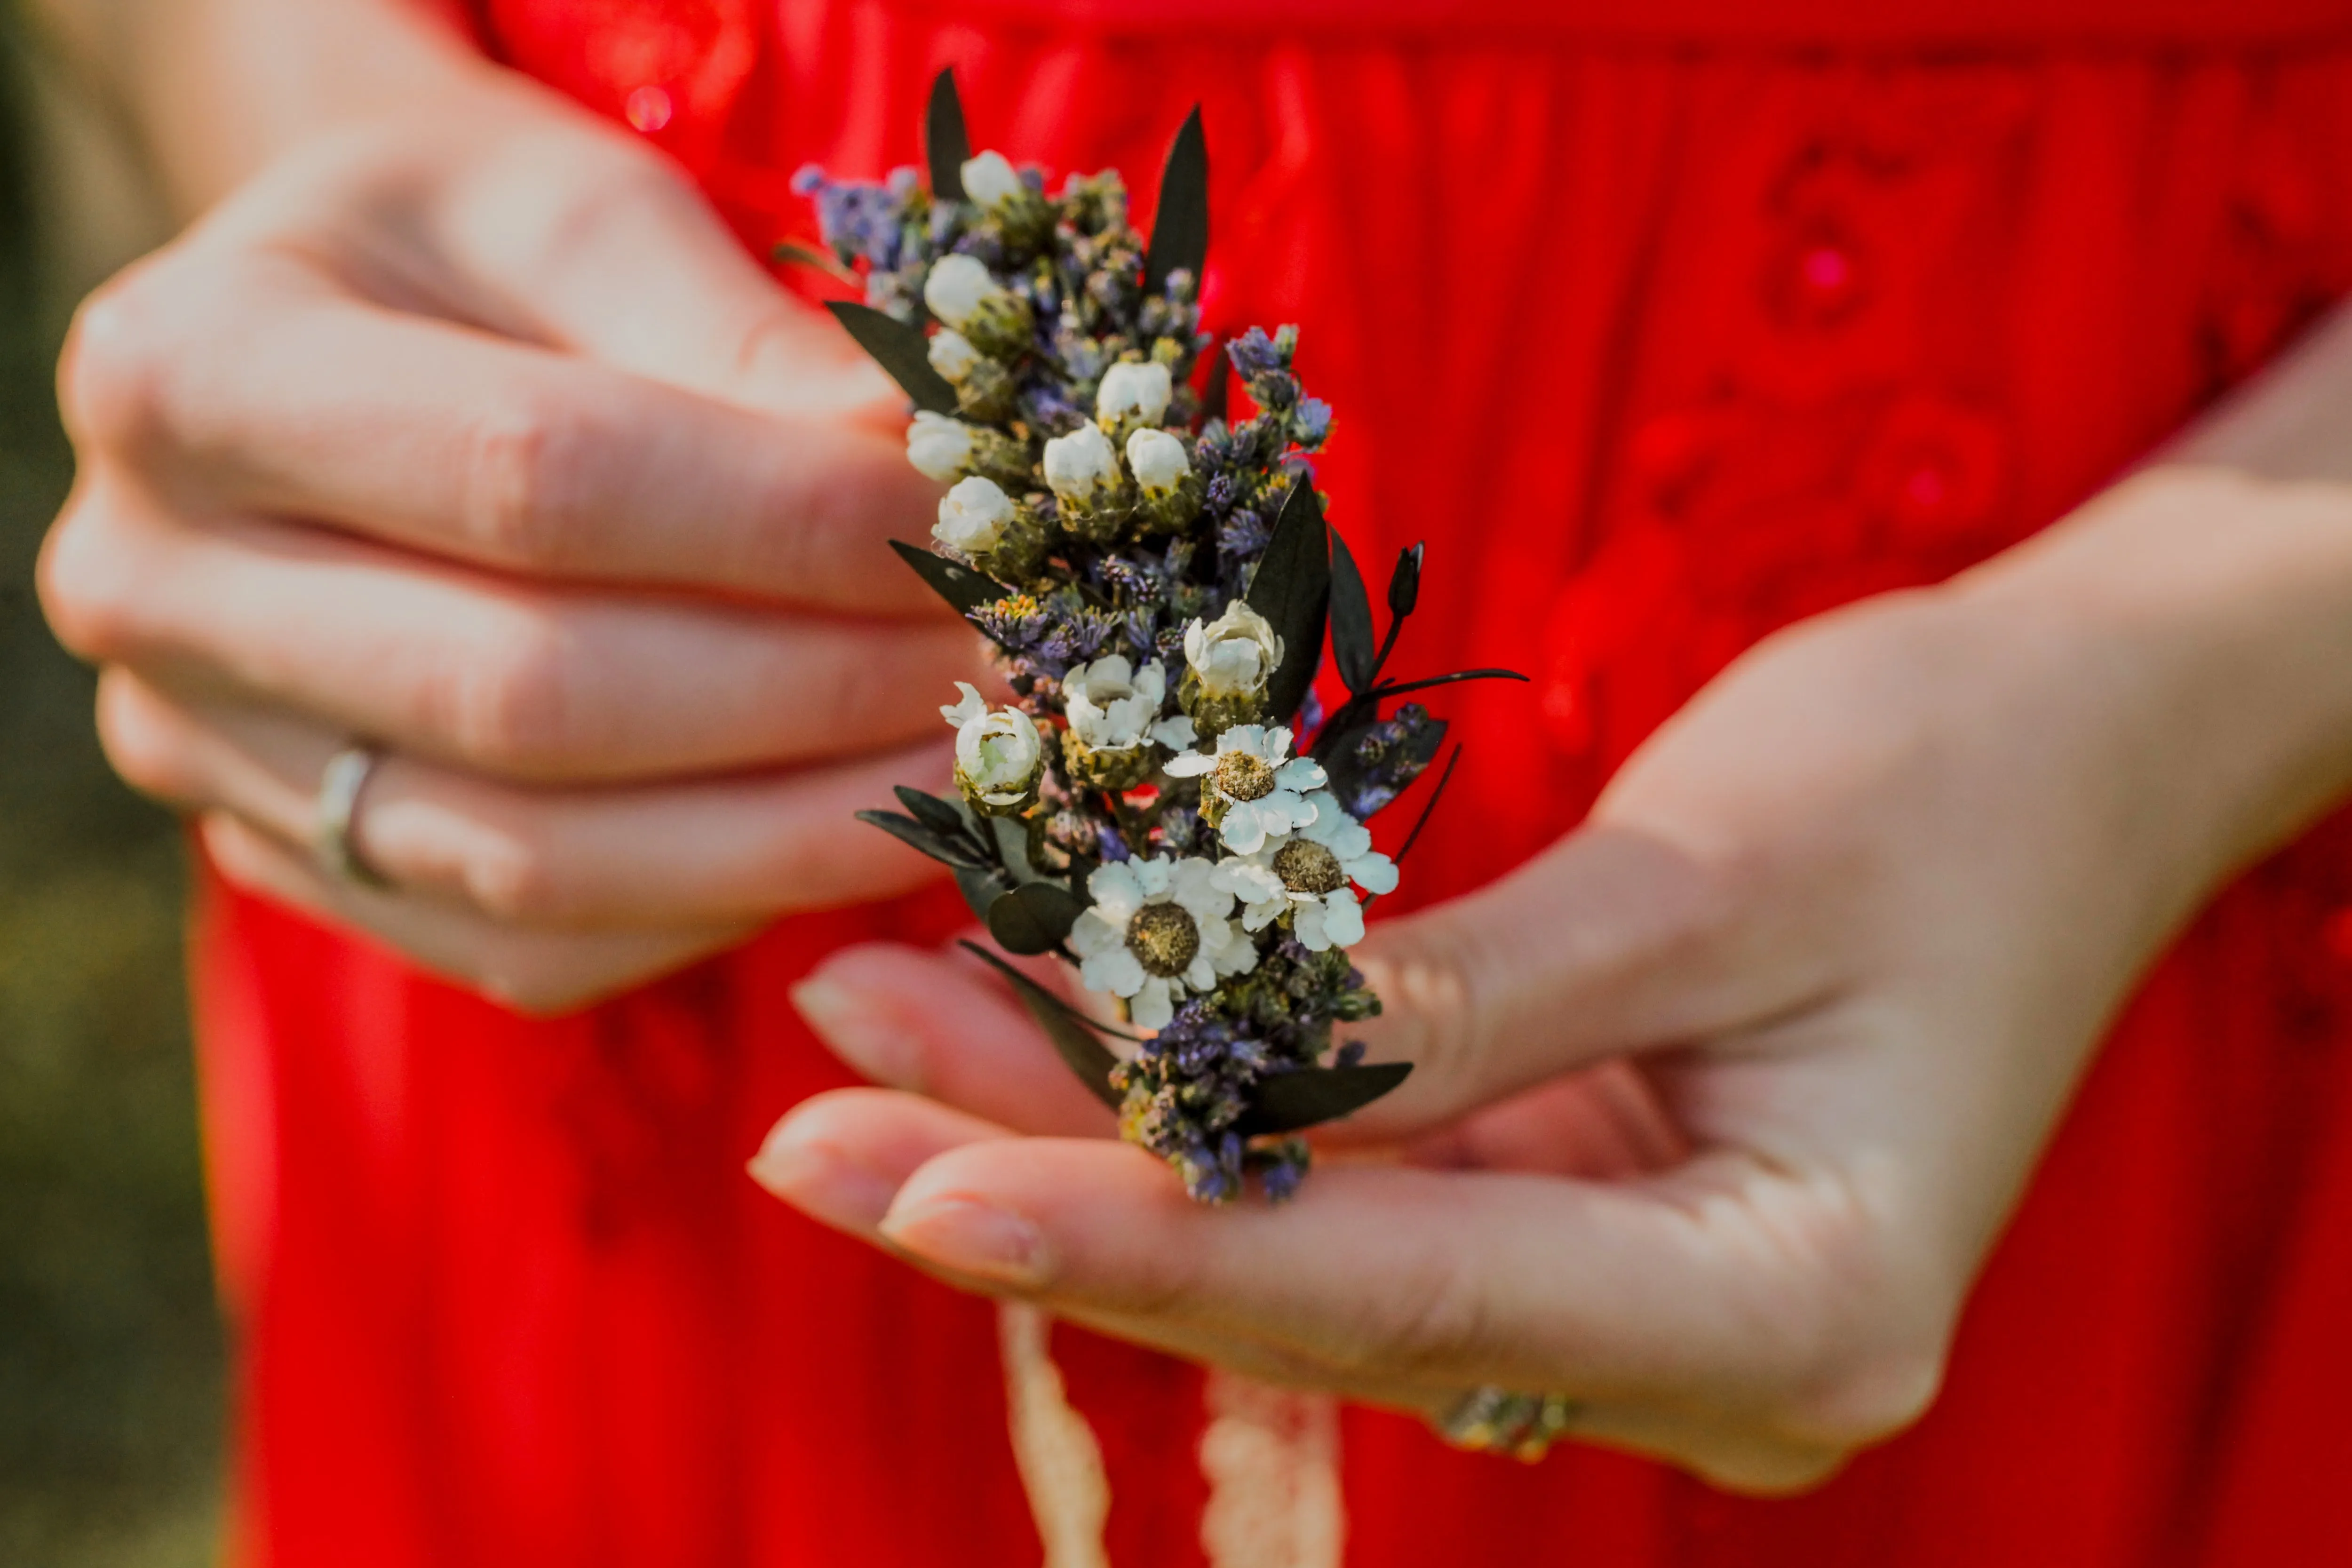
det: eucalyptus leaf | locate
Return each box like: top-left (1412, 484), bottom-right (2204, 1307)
top-left (987, 882), bottom-right (1083, 955)
top-left (957, 941), bottom-right (1126, 1107)
top-left (1245, 479), bottom-right (1330, 725)
top-left (1327, 525), bottom-right (1376, 695)
top-left (925, 68), bottom-right (970, 202)
top-left (854, 809), bottom-right (991, 871)
top-left (954, 864), bottom-right (1017, 921)
top-left (826, 302), bottom-right (959, 414)
top-left (988, 813), bottom-right (1054, 885)
top-left (1234, 1062), bottom-right (1413, 1136)
top-left (889, 540), bottom-right (1011, 626)
top-left (1143, 106), bottom-right (1208, 297)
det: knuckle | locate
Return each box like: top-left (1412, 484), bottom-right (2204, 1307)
top-left (38, 491), bottom-right (146, 662)
top-left (430, 612), bottom-right (583, 773)
top-left (93, 677), bottom-right (196, 804)
top-left (1331, 1243), bottom-right (1488, 1380)
top-left (457, 396), bottom-right (597, 571)
top-left (57, 263), bottom-right (183, 455)
top-left (453, 821), bottom-right (574, 925)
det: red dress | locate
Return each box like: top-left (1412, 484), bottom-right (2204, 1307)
top-left (196, 1), bottom-right (2352, 1563)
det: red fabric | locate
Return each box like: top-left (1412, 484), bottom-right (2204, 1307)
top-left (196, 3), bottom-right (2352, 1564)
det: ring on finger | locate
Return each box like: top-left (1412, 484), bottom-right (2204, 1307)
top-left (1434, 1386), bottom-right (1581, 1463)
top-left (314, 743), bottom-right (394, 891)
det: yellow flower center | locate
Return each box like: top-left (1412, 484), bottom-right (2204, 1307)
top-left (1126, 902), bottom-right (1202, 979)
top-left (1214, 751), bottom-right (1276, 802)
top-left (1273, 839), bottom-right (1346, 896)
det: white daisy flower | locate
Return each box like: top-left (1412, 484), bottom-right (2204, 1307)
top-left (1063, 655), bottom-right (1168, 751)
top-left (906, 411), bottom-right (974, 483)
top-left (940, 681), bottom-right (1042, 812)
top-left (1213, 794), bottom-right (1391, 948)
top-left (1125, 428), bottom-right (1190, 494)
top-left (1182, 602), bottom-right (1283, 700)
top-left (1067, 855), bottom-right (1256, 1031)
top-left (1096, 360), bottom-right (1172, 425)
top-left (1165, 724), bottom-right (1326, 854)
top-left (933, 476), bottom-right (1013, 555)
top-left (959, 150), bottom-right (1024, 208)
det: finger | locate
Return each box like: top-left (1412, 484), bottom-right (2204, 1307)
top-left (752, 1091), bottom-right (1837, 1490)
top-left (1400, 1064), bottom-right (1689, 1179)
top-left (1334, 824), bottom-right (1830, 1141)
top-left (49, 494), bottom-right (980, 782)
top-left (198, 812), bottom-right (744, 1014)
top-left (789, 942), bottom-right (1120, 1137)
top-left (100, 669), bottom-right (957, 926)
top-left (65, 256), bottom-right (945, 616)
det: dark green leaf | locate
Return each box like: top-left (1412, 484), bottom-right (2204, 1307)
top-left (1370, 667), bottom-right (1531, 699)
top-left (988, 813), bottom-right (1052, 885)
top-left (987, 883), bottom-right (1083, 955)
top-left (825, 302), bottom-right (958, 413)
top-left (771, 239), bottom-right (859, 285)
top-left (1394, 743), bottom-right (1462, 866)
top-left (893, 786), bottom-right (970, 840)
top-left (1307, 691), bottom-right (1378, 763)
top-left (1387, 542), bottom-right (1423, 620)
top-left (926, 68), bottom-right (970, 202)
top-left (855, 809), bottom-right (991, 871)
top-left (958, 941), bottom-right (1126, 1107)
top-left (954, 864), bottom-right (1016, 920)
top-left (889, 540), bottom-right (1011, 626)
top-left (1143, 106), bottom-right (1208, 297)
top-left (1327, 525), bottom-right (1376, 695)
top-left (1245, 479), bottom-right (1330, 724)
top-left (1234, 1063), bottom-right (1413, 1136)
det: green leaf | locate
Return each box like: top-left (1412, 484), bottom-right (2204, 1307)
top-left (825, 302), bottom-right (958, 414)
top-left (1245, 479), bottom-right (1330, 725)
top-left (926, 68), bottom-right (970, 202)
top-left (957, 941), bottom-right (1126, 1107)
top-left (1327, 525), bottom-right (1376, 695)
top-left (1234, 1063), bottom-right (1413, 1136)
top-left (854, 809), bottom-right (991, 871)
top-left (954, 864), bottom-right (1016, 921)
top-left (889, 540), bottom-right (1011, 627)
top-left (987, 882), bottom-right (1083, 955)
top-left (893, 786), bottom-right (971, 840)
top-left (1144, 106), bottom-right (1208, 297)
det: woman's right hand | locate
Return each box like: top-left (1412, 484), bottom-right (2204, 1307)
top-left (39, 68), bottom-right (978, 1011)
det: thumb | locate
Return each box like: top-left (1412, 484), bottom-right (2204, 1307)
top-left (1337, 822), bottom-right (1780, 1142)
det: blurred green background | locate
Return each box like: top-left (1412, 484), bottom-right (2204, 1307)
top-left (0, 10), bottom-right (227, 1567)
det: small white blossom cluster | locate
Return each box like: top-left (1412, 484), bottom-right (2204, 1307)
top-left (806, 102), bottom-right (1455, 1204)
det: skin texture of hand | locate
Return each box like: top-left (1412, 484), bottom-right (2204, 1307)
top-left (38, 37), bottom-right (975, 1009)
top-left (752, 448), bottom-right (2352, 1492)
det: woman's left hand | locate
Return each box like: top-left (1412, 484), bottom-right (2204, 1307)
top-left (748, 464), bottom-right (2352, 1493)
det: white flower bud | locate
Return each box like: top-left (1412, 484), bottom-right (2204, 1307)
top-left (923, 254), bottom-right (1008, 333)
top-left (927, 329), bottom-right (979, 382)
top-left (1043, 422), bottom-right (1119, 501)
top-left (960, 150), bottom-right (1024, 208)
top-left (1126, 428), bottom-right (1190, 493)
top-left (1064, 656), bottom-right (1170, 751)
top-left (1096, 360), bottom-right (1172, 425)
top-left (934, 477), bottom-right (1014, 555)
top-left (943, 681), bottom-right (1044, 809)
top-left (906, 411), bottom-right (975, 483)
top-left (1184, 602), bottom-right (1284, 700)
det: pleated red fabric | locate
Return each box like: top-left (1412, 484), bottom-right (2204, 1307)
top-left (195, 2), bottom-right (2352, 1563)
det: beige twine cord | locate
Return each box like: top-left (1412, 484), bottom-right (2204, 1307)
top-left (997, 1303), bottom-right (1345, 1568)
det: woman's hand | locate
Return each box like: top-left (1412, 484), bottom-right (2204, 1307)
top-left (748, 461), bottom-right (2352, 1492)
top-left (39, 47), bottom-right (977, 1009)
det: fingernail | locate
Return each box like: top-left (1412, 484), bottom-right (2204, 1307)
top-left (792, 975), bottom-right (922, 1090)
top-left (880, 1195), bottom-right (1052, 1289)
top-left (747, 1117), bottom-right (898, 1233)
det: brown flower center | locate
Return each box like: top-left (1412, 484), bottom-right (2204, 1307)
top-left (1213, 750), bottom-right (1276, 802)
top-left (1273, 838), bottom-right (1346, 896)
top-left (1126, 902), bottom-right (1201, 978)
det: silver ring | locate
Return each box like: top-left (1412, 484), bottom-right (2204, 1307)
top-left (1434, 1386), bottom-right (1581, 1463)
top-left (314, 744), bottom-right (393, 890)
